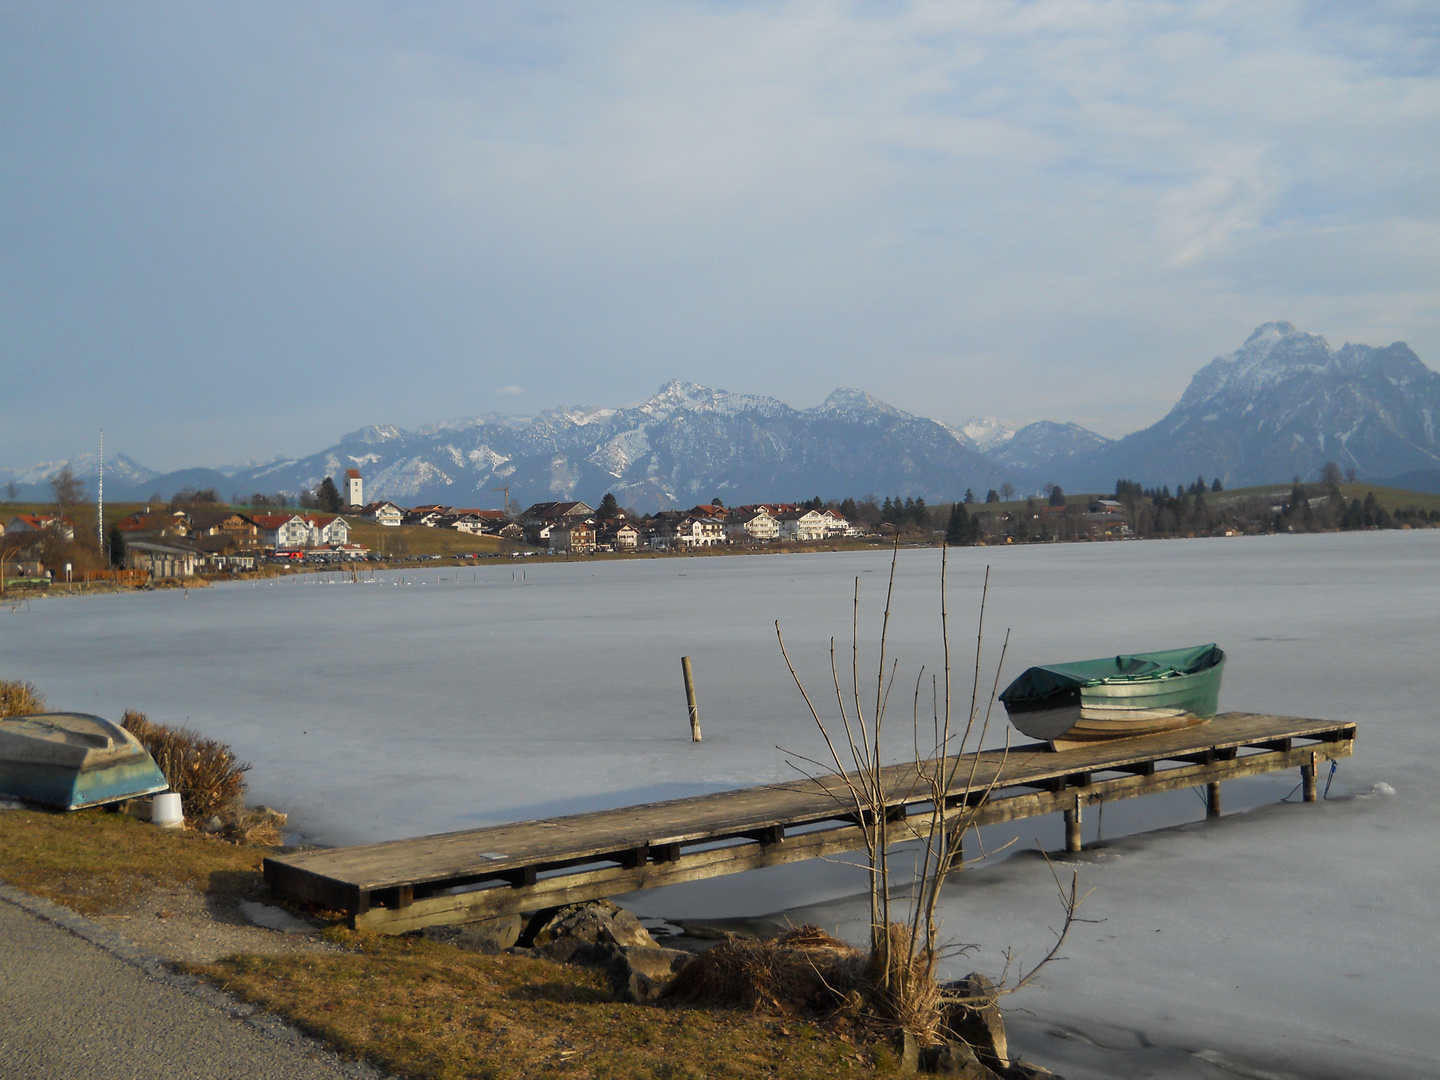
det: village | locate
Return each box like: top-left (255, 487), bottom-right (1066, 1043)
top-left (4, 463), bottom-right (1437, 588)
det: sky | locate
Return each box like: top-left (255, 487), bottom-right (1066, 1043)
top-left (3, 1), bottom-right (1438, 472)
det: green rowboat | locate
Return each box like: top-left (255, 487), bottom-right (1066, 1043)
top-left (999, 644), bottom-right (1226, 749)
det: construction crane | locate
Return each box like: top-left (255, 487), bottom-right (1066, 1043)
top-left (490, 485), bottom-right (514, 517)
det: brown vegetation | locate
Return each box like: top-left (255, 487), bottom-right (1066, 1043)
top-left (121, 710), bottom-right (250, 825)
top-left (193, 931), bottom-right (881, 1080)
top-left (0, 679), bottom-right (44, 717)
top-left (0, 806), bottom-right (265, 914)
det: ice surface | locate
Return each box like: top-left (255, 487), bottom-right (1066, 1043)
top-left (4, 532), bottom-right (1438, 1077)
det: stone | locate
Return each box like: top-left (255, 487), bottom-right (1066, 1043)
top-left (421, 914), bottom-right (523, 953)
top-left (546, 943), bottom-right (694, 1002)
top-left (900, 1030), bottom-right (920, 1075)
top-left (1003, 1061), bottom-right (1063, 1079)
top-left (238, 900), bottom-right (313, 934)
top-left (524, 899), bottom-right (657, 951)
top-left (202, 815), bottom-right (226, 833)
top-left (921, 1039), bottom-right (1003, 1078)
top-left (942, 973), bottom-right (1009, 1070)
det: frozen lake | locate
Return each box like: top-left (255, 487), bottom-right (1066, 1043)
top-left (5, 532), bottom-right (1438, 1079)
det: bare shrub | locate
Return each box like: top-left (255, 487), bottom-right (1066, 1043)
top-left (0, 679), bottom-right (44, 717)
top-left (121, 710), bottom-right (250, 824)
top-left (774, 544), bottom-right (1090, 1044)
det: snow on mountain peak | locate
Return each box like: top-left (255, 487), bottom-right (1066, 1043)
top-left (815, 388), bottom-right (907, 419)
top-left (960, 417), bottom-right (1016, 449)
top-left (1180, 323), bottom-right (1340, 408)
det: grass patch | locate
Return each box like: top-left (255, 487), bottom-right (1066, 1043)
top-left (0, 806), bottom-right (265, 914)
top-left (345, 521), bottom-right (509, 558)
top-left (191, 932), bottom-right (884, 1080)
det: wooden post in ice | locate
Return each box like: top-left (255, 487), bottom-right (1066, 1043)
top-left (1301, 750), bottom-right (1318, 803)
top-left (1206, 782), bottom-right (1222, 819)
top-left (681, 656), bottom-right (701, 742)
top-left (1064, 799), bottom-right (1082, 852)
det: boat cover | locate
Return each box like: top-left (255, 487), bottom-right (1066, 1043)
top-left (999, 644), bottom-right (1225, 706)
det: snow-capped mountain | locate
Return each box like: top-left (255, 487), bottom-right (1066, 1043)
top-left (137, 381), bottom-right (1012, 512)
top-left (9, 325), bottom-right (1438, 508)
top-left (1056, 322), bottom-right (1440, 490)
top-left (959, 417), bottom-right (1015, 450)
top-left (984, 421), bottom-right (1111, 475)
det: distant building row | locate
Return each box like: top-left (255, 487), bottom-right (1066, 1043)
top-left (111, 508), bottom-right (357, 575)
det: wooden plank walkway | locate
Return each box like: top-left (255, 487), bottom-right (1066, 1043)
top-left (264, 712), bottom-right (1356, 933)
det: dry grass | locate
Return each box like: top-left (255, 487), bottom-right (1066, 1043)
top-left (664, 924), bottom-right (944, 1046)
top-left (192, 931), bottom-right (890, 1080)
top-left (121, 710), bottom-right (250, 824)
top-left (665, 926), bottom-right (867, 1013)
top-left (2, 807), bottom-right (896, 1077)
top-left (0, 679), bottom-right (44, 717)
top-left (346, 520), bottom-right (508, 558)
top-left (0, 805), bottom-right (265, 914)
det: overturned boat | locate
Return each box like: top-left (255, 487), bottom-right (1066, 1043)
top-left (999, 644), bottom-right (1226, 750)
top-left (0, 713), bottom-right (168, 810)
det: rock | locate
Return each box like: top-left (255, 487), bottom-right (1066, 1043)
top-left (942, 973), bottom-right (1009, 1070)
top-left (238, 900), bottom-right (313, 934)
top-left (1003, 1062), bottom-right (1063, 1080)
top-left (524, 899), bottom-right (657, 951)
top-left (605, 946), bottom-right (693, 1003)
top-left (900, 1030), bottom-right (920, 1075)
top-left (421, 914), bottom-right (523, 953)
top-left (921, 1039), bottom-right (1003, 1078)
top-left (201, 815), bottom-right (226, 833)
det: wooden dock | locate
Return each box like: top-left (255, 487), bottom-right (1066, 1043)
top-left (264, 712), bottom-right (1355, 933)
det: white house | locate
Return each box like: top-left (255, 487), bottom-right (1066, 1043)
top-left (5, 514), bottom-right (75, 542)
top-left (251, 513), bottom-right (314, 550)
top-left (774, 509), bottom-right (830, 542)
top-left (307, 514), bottom-right (350, 546)
top-left (360, 502), bottom-right (403, 527)
top-left (725, 508), bottom-right (779, 543)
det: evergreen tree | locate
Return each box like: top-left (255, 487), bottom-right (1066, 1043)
top-left (963, 488), bottom-right (975, 504)
top-left (985, 489), bottom-right (1000, 503)
top-left (317, 477), bottom-right (343, 513)
top-left (903, 496), bottom-right (916, 524)
top-left (946, 503), bottom-right (973, 545)
top-left (1211, 477), bottom-right (1223, 493)
top-left (598, 492), bottom-right (620, 519)
top-left (107, 523), bottom-right (127, 567)
top-left (881, 496), bottom-right (894, 522)
top-left (913, 497), bottom-right (929, 527)
top-left (1048, 485), bottom-right (1065, 507)
top-left (839, 497), bottom-right (857, 520)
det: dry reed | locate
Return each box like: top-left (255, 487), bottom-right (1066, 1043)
top-left (0, 679), bottom-right (44, 717)
top-left (121, 710), bottom-right (250, 824)
top-left (664, 925), bottom-right (867, 1013)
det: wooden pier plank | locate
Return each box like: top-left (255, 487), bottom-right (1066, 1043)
top-left (265, 712), bottom-right (1355, 929)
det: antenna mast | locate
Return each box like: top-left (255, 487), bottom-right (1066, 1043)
top-left (98, 429), bottom-right (105, 562)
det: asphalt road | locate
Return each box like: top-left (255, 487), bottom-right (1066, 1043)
top-left (0, 896), bottom-right (366, 1080)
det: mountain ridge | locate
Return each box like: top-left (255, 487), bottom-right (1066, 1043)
top-left (7, 326), bottom-right (1439, 508)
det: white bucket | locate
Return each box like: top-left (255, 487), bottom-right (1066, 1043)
top-left (151, 791), bottom-right (184, 828)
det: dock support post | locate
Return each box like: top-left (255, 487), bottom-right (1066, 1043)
top-left (1064, 801), bottom-right (1082, 852)
top-left (1206, 782), bottom-right (1222, 819)
top-left (1302, 751), bottom-right (1317, 803)
top-left (681, 656), bottom-right (701, 742)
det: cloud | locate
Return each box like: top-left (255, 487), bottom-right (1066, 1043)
top-left (496, 385), bottom-right (524, 396)
top-left (3, 1), bottom-right (1438, 466)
